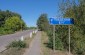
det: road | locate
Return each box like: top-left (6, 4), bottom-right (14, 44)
top-left (23, 31), bottom-right (41, 55)
top-left (0, 30), bottom-right (33, 52)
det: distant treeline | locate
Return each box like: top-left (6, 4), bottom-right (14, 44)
top-left (37, 0), bottom-right (85, 55)
top-left (0, 10), bottom-right (27, 35)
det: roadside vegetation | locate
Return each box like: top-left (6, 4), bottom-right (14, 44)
top-left (7, 40), bottom-right (26, 48)
top-left (41, 31), bottom-right (68, 55)
top-left (41, 31), bottom-right (53, 55)
top-left (0, 33), bottom-right (35, 55)
top-left (0, 10), bottom-right (27, 35)
top-left (37, 0), bottom-right (85, 55)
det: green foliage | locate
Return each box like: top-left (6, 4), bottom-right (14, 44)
top-left (37, 14), bottom-right (64, 50)
top-left (59, 0), bottom-right (85, 55)
top-left (8, 40), bottom-right (26, 48)
top-left (0, 27), bottom-right (13, 35)
top-left (37, 14), bottom-right (49, 32)
top-left (0, 10), bottom-right (21, 27)
top-left (55, 36), bottom-right (64, 50)
top-left (37, 0), bottom-right (85, 55)
top-left (48, 35), bottom-right (64, 50)
top-left (47, 26), bottom-right (65, 50)
top-left (29, 27), bottom-right (37, 29)
top-left (4, 16), bottom-right (23, 31)
top-left (0, 10), bottom-right (27, 35)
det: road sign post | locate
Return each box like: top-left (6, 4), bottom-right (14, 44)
top-left (50, 18), bottom-right (74, 55)
top-left (53, 25), bottom-right (55, 53)
top-left (69, 25), bottom-right (71, 55)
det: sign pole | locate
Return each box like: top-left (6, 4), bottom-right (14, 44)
top-left (53, 25), bottom-right (55, 54)
top-left (68, 25), bottom-right (71, 55)
top-left (50, 18), bottom-right (74, 55)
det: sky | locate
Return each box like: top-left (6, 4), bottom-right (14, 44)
top-left (0, 0), bottom-right (61, 27)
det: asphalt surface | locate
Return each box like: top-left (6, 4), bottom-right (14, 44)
top-left (0, 30), bottom-right (33, 52)
top-left (23, 31), bottom-right (41, 55)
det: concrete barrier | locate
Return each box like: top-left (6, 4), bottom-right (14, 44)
top-left (30, 32), bottom-right (32, 38)
top-left (20, 36), bottom-right (24, 41)
top-left (34, 30), bottom-right (38, 33)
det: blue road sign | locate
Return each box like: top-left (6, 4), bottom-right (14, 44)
top-left (50, 18), bottom-right (74, 25)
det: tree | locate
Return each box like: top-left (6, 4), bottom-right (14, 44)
top-left (0, 10), bottom-right (22, 27)
top-left (0, 10), bottom-right (27, 35)
top-left (44, 0), bottom-right (85, 55)
top-left (58, 0), bottom-right (85, 55)
top-left (37, 14), bottom-right (49, 32)
top-left (4, 16), bottom-right (25, 31)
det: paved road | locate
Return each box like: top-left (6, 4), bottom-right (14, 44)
top-left (23, 31), bottom-right (41, 55)
top-left (0, 30), bottom-right (33, 52)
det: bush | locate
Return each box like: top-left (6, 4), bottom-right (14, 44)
top-left (0, 27), bottom-right (14, 35)
top-left (47, 29), bottom-right (64, 50)
top-left (48, 36), bottom-right (64, 50)
top-left (8, 40), bottom-right (26, 48)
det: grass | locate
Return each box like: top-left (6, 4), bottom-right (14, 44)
top-left (41, 31), bottom-right (72, 55)
top-left (0, 33), bottom-right (35, 55)
top-left (41, 31), bottom-right (53, 55)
